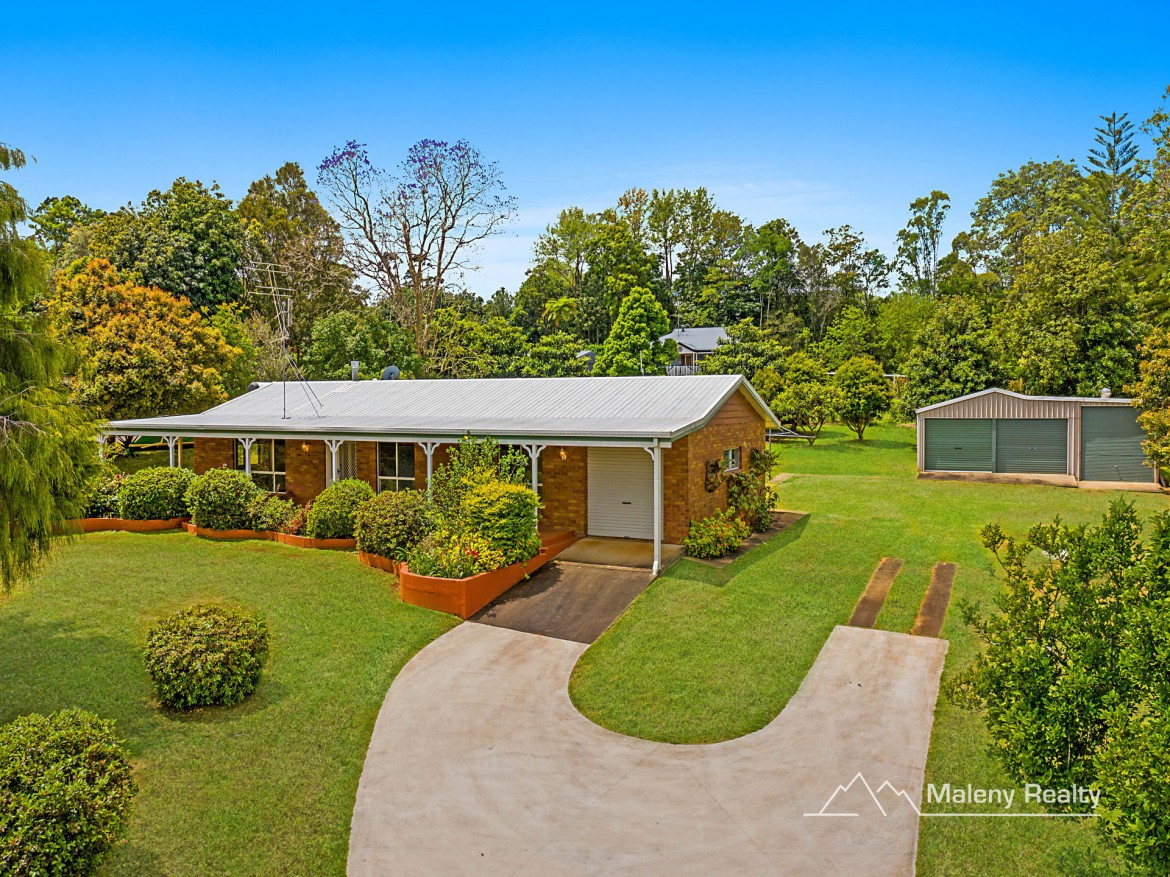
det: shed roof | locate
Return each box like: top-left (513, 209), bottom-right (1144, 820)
top-left (659, 326), bottom-right (728, 353)
top-left (915, 387), bottom-right (1133, 415)
top-left (105, 374), bottom-right (778, 444)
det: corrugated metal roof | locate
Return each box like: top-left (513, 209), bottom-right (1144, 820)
top-left (659, 326), bottom-right (728, 353)
top-left (106, 374), bottom-right (779, 442)
top-left (916, 387), bottom-right (1133, 415)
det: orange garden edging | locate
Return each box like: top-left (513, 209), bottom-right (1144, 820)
top-left (273, 532), bottom-right (357, 551)
top-left (75, 517), bottom-right (187, 533)
top-left (397, 532), bottom-right (578, 619)
top-left (184, 523), bottom-right (272, 541)
top-left (358, 551), bottom-right (399, 574)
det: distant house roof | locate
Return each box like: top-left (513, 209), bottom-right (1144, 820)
top-left (105, 374), bottom-right (779, 445)
top-left (659, 326), bottom-right (728, 354)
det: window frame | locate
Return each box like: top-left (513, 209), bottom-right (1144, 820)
top-left (723, 446), bottom-right (742, 472)
top-left (377, 442), bottom-right (416, 493)
top-left (235, 439), bottom-right (286, 494)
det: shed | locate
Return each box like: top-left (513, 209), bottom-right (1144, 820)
top-left (915, 388), bottom-right (1159, 489)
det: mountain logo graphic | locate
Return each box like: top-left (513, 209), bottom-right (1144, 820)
top-left (804, 773), bottom-right (922, 817)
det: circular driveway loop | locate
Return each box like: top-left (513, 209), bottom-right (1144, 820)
top-left (348, 622), bottom-right (948, 877)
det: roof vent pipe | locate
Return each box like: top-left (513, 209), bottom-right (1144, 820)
top-left (350, 360), bottom-right (360, 381)
top-left (1101, 387), bottom-right (1112, 399)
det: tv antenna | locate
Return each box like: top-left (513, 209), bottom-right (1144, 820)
top-left (242, 261), bottom-right (324, 419)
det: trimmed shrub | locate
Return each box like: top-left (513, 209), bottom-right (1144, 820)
top-left (283, 503), bottom-right (309, 536)
top-left (83, 470), bottom-right (124, 518)
top-left (461, 481), bottom-right (541, 565)
top-left (143, 604), bottom-right (269, 709)
top-left (0, 709), bottom-right (136, 877)
top-left (684, 509), bottom-right (751, 559)
top-left (305, 479), bottom-right (374, 540)
top-left (185, 468), bottom-right (261, 530)
top-left (117, 466), bottom-right (196, 520)
top-left (354, 489), bottom-right (433, 561)
top-left (407, 527), bottom-right (507, 579)
top-left (248, 494), bottom-right (299, 533)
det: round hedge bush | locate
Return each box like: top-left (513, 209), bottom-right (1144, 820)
top-left (354, 489), bottom-right (432, 561)
top-left (117, 466), bottom-right (196, 520)
top-left (0, 709), bottom-right (136, 877)
top-left (248, 494), bottom-right (300, 533)
top-left (305, 478), bottom-right (374, 539)
top-left (83, 469), bottom-right (124, 518)
top-left (184, 468), bottom-right (261, 530)
top-left (143, 604), bottom-right (269, 709)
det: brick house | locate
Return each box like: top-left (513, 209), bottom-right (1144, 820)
top-left (106, 375), bottom-right (778, 573)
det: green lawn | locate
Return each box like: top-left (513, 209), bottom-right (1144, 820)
top-left (0, 533), bottom-right (457, 876)
top-left (111, 448), bottom-right (193, 474)
top-left (568, 421), bottom-right (1165, 875)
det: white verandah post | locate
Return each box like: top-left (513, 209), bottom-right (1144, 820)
top-left (324, 439), bottom-right (344, 485)
top-left (643, 441), bottom-right (663, 576)
top-left (164, 435), bottom-right (178, 467)
top-left (238, 437), bottom-right (256, 475)
top-left (521, 443), bottom-right (546, 521)
top-left (419, 442), bottom-right (441, 498)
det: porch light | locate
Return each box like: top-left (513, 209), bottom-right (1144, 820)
top-left (301, 442), bottom-right (311, 453)
top-left (559, 447), bottom-right (567, 461)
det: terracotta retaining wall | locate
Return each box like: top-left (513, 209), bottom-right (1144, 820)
top-left (75, 517), bottom-right (187, 533)
top-left (397, 532), bottom-right (578, 619)
top-left (180, 522), bottom-right (356, 550)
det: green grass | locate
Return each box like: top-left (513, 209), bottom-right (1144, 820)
top-left (111, 448), bottom-right (193, 475)
top-left (568, 421), bottom-right (1165, 875)
top-left (0, 533), bottom-right (457, 876)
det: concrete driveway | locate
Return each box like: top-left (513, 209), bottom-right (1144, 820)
top-left (348, 623), bottom-right (947, 877)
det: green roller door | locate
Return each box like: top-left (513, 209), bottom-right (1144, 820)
top-left (994, 419), bottom-right (1068, 474)
top-left (1081, 407), bottom-right (1153, 483)
top-left (924, 419), bottom-right (993, 472)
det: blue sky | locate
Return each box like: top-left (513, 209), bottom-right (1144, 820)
top-left (5, 2), bottom-right (1169, 296)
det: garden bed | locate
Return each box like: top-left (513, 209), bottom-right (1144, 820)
top-left (181, 523), bottom-right (356, 550)
top-left (398, 532), bottom-right (577, 618)
top-left (75, 517), bottom-right (187, 533)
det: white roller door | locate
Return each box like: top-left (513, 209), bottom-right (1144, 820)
top-left (587, 447), bottom-right (654, 540)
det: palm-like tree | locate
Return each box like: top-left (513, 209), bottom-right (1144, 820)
top-left (542, 295), bottom-right (578, 330)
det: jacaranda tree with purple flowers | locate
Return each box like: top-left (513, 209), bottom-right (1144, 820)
top-left (316, 139), bottom-right (516, 371)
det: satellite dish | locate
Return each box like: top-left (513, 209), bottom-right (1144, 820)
top-left (381, 366), bottom-right (401, 381)
top-left (247, 382), bottom-right (261, 392)
top-left (575, 350), bottom-right (596, 372)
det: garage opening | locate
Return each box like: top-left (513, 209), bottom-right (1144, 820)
top-left (1082, 407), bottom-right (1154, 483)
top-left (586, 447), bottom-right (653, 540)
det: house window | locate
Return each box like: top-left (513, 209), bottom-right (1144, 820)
top-left (236, 439), bottom-right (286, 493)
top-left (723, 447), bottom-right (741, 472)
top-left (378, 442), bottom-right (416, 492)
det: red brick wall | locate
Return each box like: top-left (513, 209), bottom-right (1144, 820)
top-left (192, 438), bottom-right (235, 474)
top-left (413, 443), bottom-right (452, 493)
top-left (540, 446), bottom-right (587, 533)
top-left (356, 441), bottom-right (378, 491)
top-left (662, 438), bottom-right (691, 544)
top-left (678, 389), bottom-right (766, 538)
top-left (285, 440), bottom-right (326, 505)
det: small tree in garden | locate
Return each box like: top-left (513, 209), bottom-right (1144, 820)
top-left (428, 436), bottom-right (528, 526)
top-left (726, 448), bottom-right (777, 533)
top-left (770, 381), bottom-right (841, 442)
top-left (1128, 327), bottom-right (1170, 472)
top-left (833, 355), bottom-right (891, 439)
top-left (952, 502), bottom-right (1170, 873)
top-left (592, 287), bottom-right (676, 376)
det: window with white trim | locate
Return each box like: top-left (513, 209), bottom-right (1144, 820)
top-left (723, 447), bottom-right (741, 472)
top-left (236, 440), bottom-right (286, 493)
top-left (377, 442), bottom-right (416, 492)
